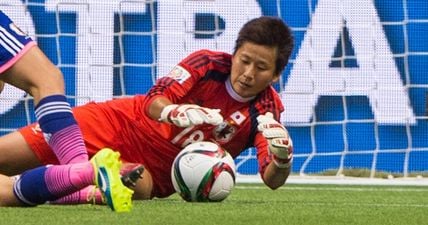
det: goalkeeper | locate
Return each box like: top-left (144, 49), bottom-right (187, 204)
top-left (0, 16), bottom-right (294, 202)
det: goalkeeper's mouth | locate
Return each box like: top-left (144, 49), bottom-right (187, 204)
top-left (238, 81), bottom-right (252, 89)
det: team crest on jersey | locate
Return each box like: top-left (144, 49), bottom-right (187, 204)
top-left (9, 23), bottom-right (28, 37)
top-left (213, 121), bottom-right (236, 143)
top-left (230, 111), bottom-right (246, 125)
top-left (166, 65), bottom-right (191, 84)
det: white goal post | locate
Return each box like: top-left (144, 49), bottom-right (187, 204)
top-left (1, 0), bottom-right (427, 185)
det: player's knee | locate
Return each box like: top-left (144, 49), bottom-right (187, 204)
top-left (33, 69), bottom-right (65, 99)
top-left (131, 169), bottom-right (154, 200)
top-left (0, 175), bottom-right (24, 207)
top-left (0, 132), bottom-right (42, 176)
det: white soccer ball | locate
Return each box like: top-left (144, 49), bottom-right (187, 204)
top-left (171, 141), bottom-right (236, 202)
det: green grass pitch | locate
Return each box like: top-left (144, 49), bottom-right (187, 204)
top-left (0, 183), bottom-right (427, 225)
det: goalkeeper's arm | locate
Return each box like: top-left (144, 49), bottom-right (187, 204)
top-left (257, 112), bottom-right (293, 189)
top-left (147, 96), bottom-right (223, 127)
top-left (146, 96), bottom-right (172, 121)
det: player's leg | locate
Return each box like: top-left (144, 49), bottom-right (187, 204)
top-left (0, 163), bottom-right (95, 207)
top-left (51, 163), bottom-right (145, 204)
top-left (12, 163), bottom-right (94, 207)
top-left (0, 174), bottom-right (22, 206)
top-left (6, 148), bottom-right (133, 211)
top-left (0, 99), bottom-right (127, 176)
top-left (0, 11), bottom-right (88, 165)
top-left (49, 185), bottom-right (104, 205)
top-left (129, 167), bottom-right (154, 200)
top-left (2, 46), bottom-right (88, 164)
top-left (0, 131), bottom-right (42, 176)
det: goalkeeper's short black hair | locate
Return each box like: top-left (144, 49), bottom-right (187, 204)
top-left (234, 16), bottom-right (294, 76)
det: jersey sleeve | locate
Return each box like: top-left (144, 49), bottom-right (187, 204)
top-left (254, 132), bottom-right (273, 176)
top-left (143, 49), bottom-right (231, 114)
top-left (253, 86), bottom-right (286, 175)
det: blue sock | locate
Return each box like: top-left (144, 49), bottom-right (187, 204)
top-left (35, 95), bottom-right (76, 135)
top-left (13, 163), bottom-right (94, 206)
top-left (35, 95), bottom-right (88, 164)
top-left (13, 166), bottom-right (55, 206)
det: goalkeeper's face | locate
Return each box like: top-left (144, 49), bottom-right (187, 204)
top-left (230, 42), bottom-right (279, 98)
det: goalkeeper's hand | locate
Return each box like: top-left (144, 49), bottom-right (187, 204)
top-left (257, 112), bottom-right (293, 168)
top-left (159, 104), bottom-right (223, 127)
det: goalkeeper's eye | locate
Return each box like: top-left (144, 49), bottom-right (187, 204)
top-left (239, 55), bottom-right (251, 64)
top-left (257, 65), bottom-right (267, 71)
top-left (241, 59), bottom-right (250, 65)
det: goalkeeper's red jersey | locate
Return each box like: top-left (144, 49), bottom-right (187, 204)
top-left (20, 49), bottom-right (284, 198)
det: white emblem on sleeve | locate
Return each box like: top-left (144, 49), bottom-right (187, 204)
top-left (166, 65), bottom-right (191, 84)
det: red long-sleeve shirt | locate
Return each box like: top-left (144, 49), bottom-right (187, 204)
top-left (21, 49), bottom-right (284, 198)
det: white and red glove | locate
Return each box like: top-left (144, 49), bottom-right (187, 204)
top-left (159, 104), bottom-right (223, 127)
top-left (257, 112), bottom-right (293, 169)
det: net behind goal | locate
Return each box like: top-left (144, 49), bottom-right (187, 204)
top-left (0, 0), bottom-right (427, 184)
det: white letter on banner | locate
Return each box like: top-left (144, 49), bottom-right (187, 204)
top-left (45, 0), bottom-right (146, 105)
top-left (157, 0), bottom-right (262, 78)
top-left (281, 0), bottom-right (415, 125)
top-left (0, 1), bottom-right (36, 115)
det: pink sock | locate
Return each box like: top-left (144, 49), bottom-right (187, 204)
top-left (49, 125), bottom-right (89, 164)
top-left (35, 95), bottom-right (89, 164)
top-left (50, 185), bottom-right (104, 205)
top-left (44, 162), bottom-right (94, 197)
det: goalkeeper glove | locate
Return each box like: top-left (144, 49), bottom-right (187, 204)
top-left (159, 104), bottom-right (223, 127)
top-left (257, 112), bottom-right (293, 169)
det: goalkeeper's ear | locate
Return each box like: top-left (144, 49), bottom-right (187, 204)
top-left (271, 75), bottom-right (280, 83)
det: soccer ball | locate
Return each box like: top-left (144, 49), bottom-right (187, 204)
top-left (171, 141), bottom-right (236, 202)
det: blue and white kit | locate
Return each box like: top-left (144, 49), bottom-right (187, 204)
top-left (0, 10), bottom-right (35, 73)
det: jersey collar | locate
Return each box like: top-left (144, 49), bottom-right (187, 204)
top-left (225, 78), bottom-right (256, 103)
